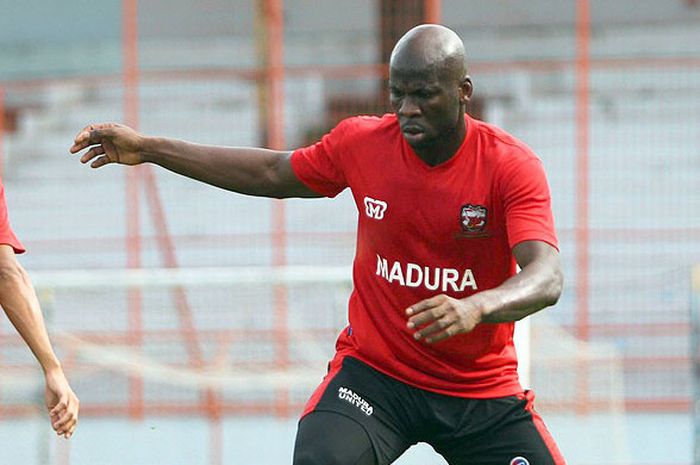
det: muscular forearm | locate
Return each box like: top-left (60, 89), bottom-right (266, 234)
top-left (142, 137), bottom-right (304, 198)
top-left (0, 264), bottom-right (61, 373)
top-left (406, 242), bottom-right (562, 343)
top-left (471, 260), bottom-right (562, 324)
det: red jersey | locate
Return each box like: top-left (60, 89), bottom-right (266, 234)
top-left (291, 114), bottom-right (557, 398)
top-left (0, 180), bottom-right (25, 254)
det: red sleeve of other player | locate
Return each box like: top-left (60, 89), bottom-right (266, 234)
top-left (0, 181), bottom-right (25, 254)
top-left (498, 155), bottom-right (558, 251)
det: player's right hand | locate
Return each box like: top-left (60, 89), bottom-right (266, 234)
top-left (70, 123), bottom-right (146, 168)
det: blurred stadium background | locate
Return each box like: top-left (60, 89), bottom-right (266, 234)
top-left (0, 0), bottom-right (699, 464)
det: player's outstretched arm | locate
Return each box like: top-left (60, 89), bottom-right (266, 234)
top-left (0, 246), bottom-right (79, 438)
top-left (69, 123), bottom-right (320, 199)
top-left (406, 240), bottom-right (563, 344)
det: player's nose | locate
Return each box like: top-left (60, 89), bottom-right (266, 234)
top-left (398, 97), bottom-right (421, 117)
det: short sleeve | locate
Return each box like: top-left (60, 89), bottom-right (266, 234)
top-left (499, 154), bottom-right (558, 251)
top-left (0, 182), bottom-right (25, 254)
top-left (290, 120), bottom-right (350, 198)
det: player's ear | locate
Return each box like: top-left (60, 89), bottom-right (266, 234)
top-left (459, 77), bottom-right (473, 104)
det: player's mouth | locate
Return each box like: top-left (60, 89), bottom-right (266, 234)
top-left (402, 124), bottom-right (423, 133)
top-left (401, 124), bottom-right (425, 136)
top-left (401, 124), bottom-right (426, 143)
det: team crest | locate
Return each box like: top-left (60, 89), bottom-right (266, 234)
top-left (460, 204), bottom-right (487, 233)
top-left (509, 457), bottom-right (530, 465)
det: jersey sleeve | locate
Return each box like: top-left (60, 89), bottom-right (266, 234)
top-left (290, 120), bottom-right (350, 198)
top-left (0, 182), bottom-right (25, 254)
top-left (498, 154), bottom-right (558, 251)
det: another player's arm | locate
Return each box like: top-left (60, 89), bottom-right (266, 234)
top-left (69, 123), bottom-right (320, 199)
top-left (406, 240), bottom-right (562, 344)
top-left (0, 245), bottom-right (79, 438)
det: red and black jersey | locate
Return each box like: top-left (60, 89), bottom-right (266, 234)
top-left (291, 114), bottom-right (557, 398)
top-left (0, 180), bottom-right (25, 254)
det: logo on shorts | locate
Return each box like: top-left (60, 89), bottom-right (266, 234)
top-left (364, 197), bottom-right (387, 220)
top-left (509, 457), bottom-right (530, 465)
top-left (460, 204), bottom-right (487, 233)
top-left (337, 386), bottom-right (374, 416)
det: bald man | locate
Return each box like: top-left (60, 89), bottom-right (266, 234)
top-left (71, 24), bottom-right (565, 465)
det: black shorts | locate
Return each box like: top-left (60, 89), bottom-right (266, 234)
top-left (293, 356), bottom-right (566, 465)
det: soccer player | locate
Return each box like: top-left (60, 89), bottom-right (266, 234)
top-left (71, 24), bottom-right (564, 465)
top-left (0, 179), bottom-right (79, 439)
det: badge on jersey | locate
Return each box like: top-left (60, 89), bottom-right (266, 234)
top-left (509, 457), bottom-right (530, 465)
top-left (460, 204), bottom-right (488, 234)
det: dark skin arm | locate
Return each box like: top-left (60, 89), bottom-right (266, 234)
top-left (406, 240), bottom-right (562, 344)
top-left (69, 123), bottom-right (321, 199)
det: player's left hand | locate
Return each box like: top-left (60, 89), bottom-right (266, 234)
top-left (406, 294), bottom-right (482, 344)
top-left (44, 368), bottom-right (79, 439)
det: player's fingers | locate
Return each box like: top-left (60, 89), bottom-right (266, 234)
top-left (405, 294), bottom-right (447, 316)
top-left (70, 123), bottom-right (117, 153)
top-left (57, 407), bottom-right (78, 437)
top-left (412, 314), bottom-right (455, 340)
top-left (49, 401), bottom-right (66, 417)
top-left (50, 413), bottom-right (60, 430)
top-left (79, 145), bottom-right (105, 164)
top-left (90, 155), bottom-right (113, 169)
top-left (425, 325), bottom-right (461, 344)
top-left (58, 416), bottom-right (77, 438)
top-left (54, 415), bottom-right (75, 436)
top-left (70, 124), bottom-right (99, 153)
top-left (64, 421), bottom-right (78, 439)
top-left (69, 138), bottom-right (90, 154)
top-left (52, 410), bottom-right (70, 431)
top-left (52, 400), bottom-right (76, 431)
top-left (407, 301), bottom-right (450, 329)
top-left (407, 308), bottom-right (439, 329)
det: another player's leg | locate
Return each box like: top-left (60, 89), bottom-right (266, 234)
top-left (428, 390), bottom-right (566, 465)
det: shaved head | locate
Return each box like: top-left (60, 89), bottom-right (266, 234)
top-left (390, 24), bottom-right (468, 83)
